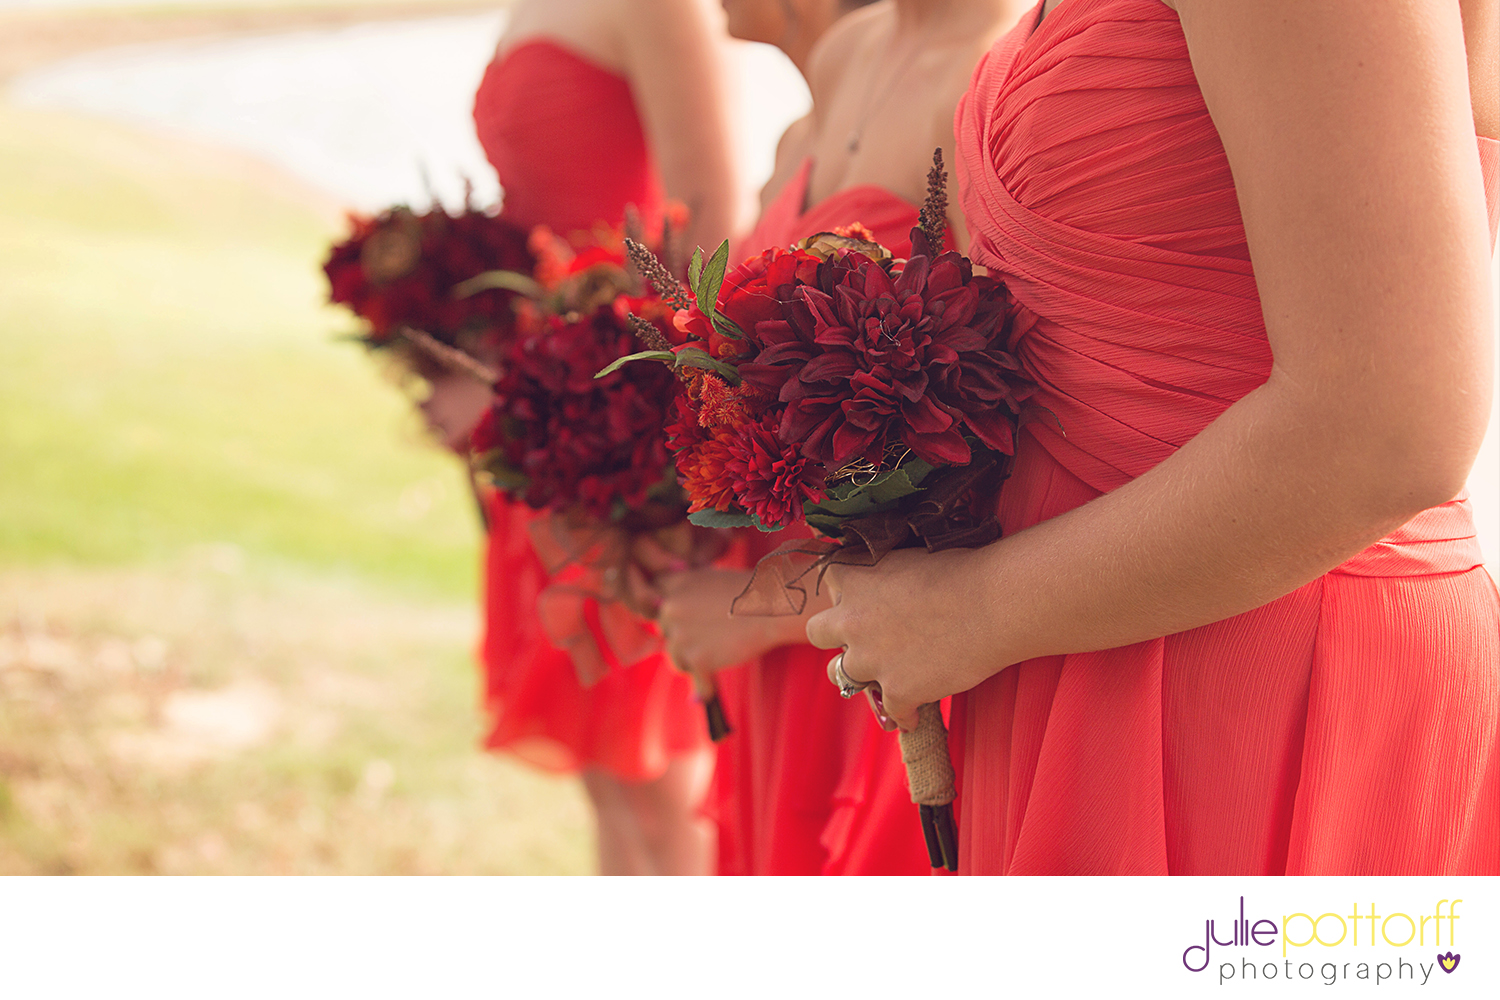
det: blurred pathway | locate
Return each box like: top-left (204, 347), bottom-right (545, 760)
top-left (7, 8), bottom-right (810, 217)
top-left (9, 12), bottom-right (511, 211)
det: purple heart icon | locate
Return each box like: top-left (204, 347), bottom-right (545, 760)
top-left (1437, 952), bottom-right (1460, 973)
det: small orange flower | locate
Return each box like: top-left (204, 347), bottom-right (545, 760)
top-left (832, 222), bottom-right (877, 242)
top-left (680, 428), bottom-right (739, 513)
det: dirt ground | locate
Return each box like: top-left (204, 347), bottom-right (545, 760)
top-left (0, 562), bottom-right (591, 874)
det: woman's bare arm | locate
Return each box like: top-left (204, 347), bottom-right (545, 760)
top-left (617, 0), bottom-right (742, 250)
top-left (806, 0), bottom-right (1495, 728)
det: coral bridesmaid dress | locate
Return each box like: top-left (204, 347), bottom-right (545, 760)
top-left (713, 160), bottom-right (939, 875)
top-left (469, 40), bottom-right (705, 781)
top-left (951, 0), bottom-right (1500, 874)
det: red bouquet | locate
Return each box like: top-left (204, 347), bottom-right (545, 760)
top-left (602, 154), bottom-right (1037, 866)
top-left (603, 164), bottom-right (1032, 562)
top-left (467, 222), bottom-right (689, 524)
top-left (322, 197), bottom-right (533, 352)
top-left (463, 221), bottom-right (729, 727)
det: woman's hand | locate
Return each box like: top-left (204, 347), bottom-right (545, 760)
top-left (418, 371), bottom-right (492, 454)
top-left (806, 546), bottom-right (1016, 731)
top-left (656, 567), bottom-right (825, 691)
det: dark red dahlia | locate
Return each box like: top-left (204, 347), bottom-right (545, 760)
top-left (764, 249), bottom-right (1026, 468)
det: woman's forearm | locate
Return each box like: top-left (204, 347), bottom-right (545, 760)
top-left (968, 0), bottom-right (1496, 669)
top-left (961, 374), bottom-right (1468, 672)
top-left (813, 360), bottom-right (1488, 725)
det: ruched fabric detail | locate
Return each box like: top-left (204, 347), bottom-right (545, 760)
top-left (951, 0), bottom-right (1499, 874)
top-left (474, 40), bottom-right (666, 240)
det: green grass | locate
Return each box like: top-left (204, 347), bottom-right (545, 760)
top-left (0, 103), bottom-right (478, 599)
top-left (0, 102), bottom-right (591, 873)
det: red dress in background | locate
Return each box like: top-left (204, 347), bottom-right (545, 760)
top-left (951, 0), bottom-right (1500, 874)
top-left (470, 40), bottom-right (705, 781)
top-left (712, 160), bottom-right (938, 875)
top-left (475, 40), bottom-right (665, 241)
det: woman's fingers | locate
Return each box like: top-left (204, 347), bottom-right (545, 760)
top-left (620, 561), bottom-right (662, 618)
top-left (872, 684), bottom-right (919, 733)
top-left (864, 688), bottom-right (903, 732)
top-left (631, 530), bottom-right (690, 575)
top-left (809, 568), bottom-right (929, 730)
top-left (821, 563), bottom-right (843, 605)
top-left (824, 650), bottom-right (844, 688)
top-left (804, 603), bottom-right (844, 651)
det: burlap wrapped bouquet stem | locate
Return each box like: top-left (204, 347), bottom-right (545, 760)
top-left (900, 703), bottom-right (957, 871)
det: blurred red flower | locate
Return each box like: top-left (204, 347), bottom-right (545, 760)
top-left (323, 204), bottom-right (533, 349)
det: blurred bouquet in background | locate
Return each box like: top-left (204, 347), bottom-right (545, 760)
top-left (322, 194), bottom-right (534, 355)
top-left (460, 212), bottom-right (729, 719)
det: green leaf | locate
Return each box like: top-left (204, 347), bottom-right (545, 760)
top-left (452, 270), bottom-right (546, 301)
top-left (810, 458), bottom-right (937, 517)
top-left (709, 313), bottom-right (747, 343)
top-left (696, 240), bottom-right (732, 311)
top-left (476, 459), bottom-right (530, 493)
top-left (688, 508), bottom-right (756, 528)
top-left (866, 458), bottom-right (935, 505)
top-left (685, 240), bottom-right (745, 342)
top-left (671, 347), bottom-right (741, 385)
top-left (594, 350), bottom-right (676, 379)
top-left (806, 490), bottom-right (881, 518)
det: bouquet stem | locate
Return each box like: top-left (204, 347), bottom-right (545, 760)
top-left (703, 691), bottom-right (732, 743)
top-left (397, 325), bottom-right (499, 385)
top-left (899, 702), bottom-right (958, 871)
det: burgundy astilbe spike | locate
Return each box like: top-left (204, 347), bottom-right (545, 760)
top-left (626, 312), bottom-right (673, 353)
top-left (919, 148), bottom-right (948, 250)
top-left (624, 238), bottom-right (692, 310)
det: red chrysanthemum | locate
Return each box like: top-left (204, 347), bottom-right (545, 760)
top-left (487, 308), bottom-right (677, 519)
top-left (724, 415), bottom-right (826, 529)
top-left (679, 429), bottom-right (740, 514)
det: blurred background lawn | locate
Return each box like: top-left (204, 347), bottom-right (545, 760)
top-left (0, 2), bottom-right (593, 873)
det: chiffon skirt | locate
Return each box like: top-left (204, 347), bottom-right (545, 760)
top-left (952, 431), bottom-right (1500, 875)
top-left (480, 492), bottom-right (707, 782)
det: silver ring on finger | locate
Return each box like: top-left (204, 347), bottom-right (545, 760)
top-left (830, 651), bottom-right (865, 699)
